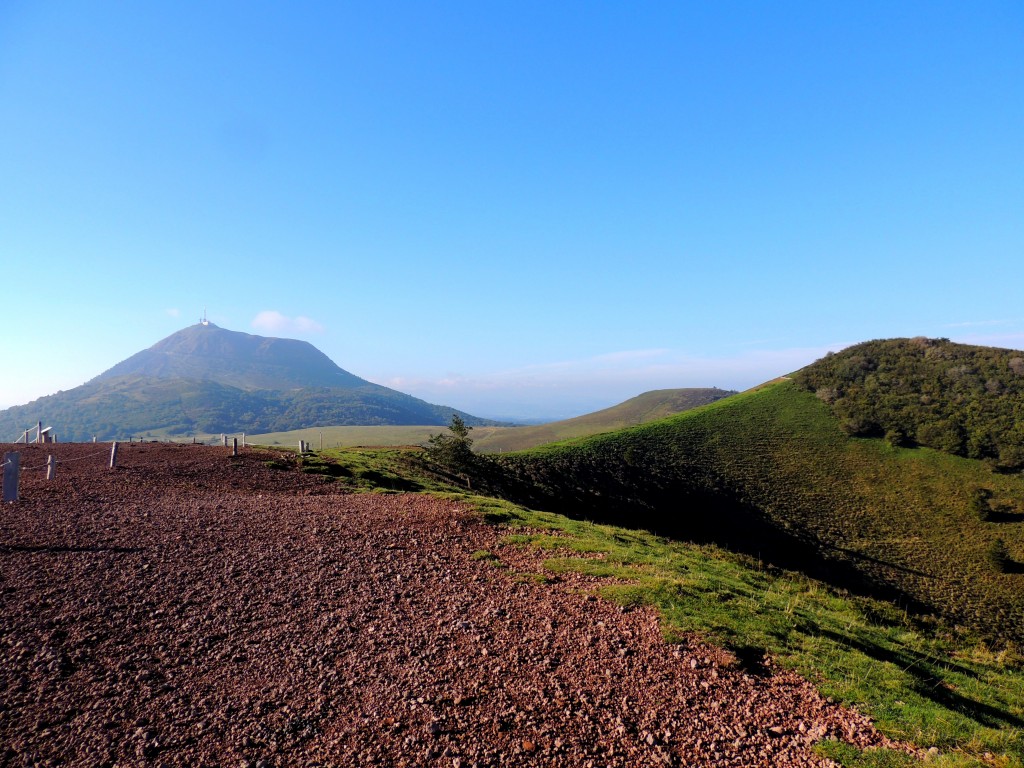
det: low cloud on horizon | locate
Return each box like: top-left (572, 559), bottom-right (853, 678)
top-left (379, 343), bottom-right (851, 419)
top-left (251, 310), bottom-right (325, 336)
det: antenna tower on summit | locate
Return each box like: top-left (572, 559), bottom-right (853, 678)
top-left (200, 308), bottom-right (209, 326)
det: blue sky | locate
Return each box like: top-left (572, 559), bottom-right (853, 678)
top-left (1, 1), bottom-right (1022, 419)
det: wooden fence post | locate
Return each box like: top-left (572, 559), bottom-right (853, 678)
top-left (242, 433), bottom-right (246, 448)
top-left (46, 455), bottom-right (56, 481)
top-left (232, 438), bottom-right (238, 456)
top-left (3, 452), bottom-right (20, 502)
top-left (109, 442), bottom-right (119, 469)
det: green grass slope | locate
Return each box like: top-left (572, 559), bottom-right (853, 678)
top-left (494, 381), bottom-right (1024, 645)
top-left (473, 388), bottom-right (736, 453)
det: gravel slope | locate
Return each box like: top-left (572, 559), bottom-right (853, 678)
top-left (0, 443), bottom-right (897, 767)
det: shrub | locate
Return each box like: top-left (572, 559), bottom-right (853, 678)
top-left (972, 488), bottom-right (993, 522)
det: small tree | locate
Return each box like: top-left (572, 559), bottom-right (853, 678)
top-left (987, 538), bottom-right (1011, 573)
top-left (426, 415), bottom-right (476, 486)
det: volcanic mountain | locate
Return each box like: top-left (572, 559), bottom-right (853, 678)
top-left (0, 322), bottom-right (502, 441)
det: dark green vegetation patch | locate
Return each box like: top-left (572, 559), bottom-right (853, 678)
top-left (795, 337), bottom-right (1024, 471)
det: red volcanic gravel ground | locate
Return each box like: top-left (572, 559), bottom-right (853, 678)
top-left (0, 443), bottom-right (898, 767)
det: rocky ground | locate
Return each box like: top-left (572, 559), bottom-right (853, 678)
top-left (0, 442), bottom-right (900, 767)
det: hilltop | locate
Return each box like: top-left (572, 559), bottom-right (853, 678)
top-left (795, 336), bottom-right (1024, 470)
top-left (0, 323), bottom-right (501, 441)
top-left (94, 321), bottom-right (368, 390)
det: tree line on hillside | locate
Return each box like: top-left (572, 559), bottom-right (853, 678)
top-left (794, 337), bottom-right (1024, 471)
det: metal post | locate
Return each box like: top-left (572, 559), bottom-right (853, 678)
top-left (109, 442), bottom-right (119, 469)
top-left (2, 452), bottom-right (20, 502)
top-left (232, 438), bottom-right (238, 456)
top-left (46, 455), bottom-right (56, 481)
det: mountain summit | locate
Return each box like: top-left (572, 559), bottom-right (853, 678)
top-left (94, 322), bottom-right (368, 391)
top-left (0, 323), bottom-right (501, 441)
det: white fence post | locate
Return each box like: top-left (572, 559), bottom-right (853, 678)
top-left (109, 442), bottom-right (119, 469)
top-left (46, 455), bottom-right (56, 481)
top-left (3, 452), bottom-right (20, 502)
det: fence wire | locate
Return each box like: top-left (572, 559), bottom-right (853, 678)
top-left (4, 447), bottom-right (111, 474)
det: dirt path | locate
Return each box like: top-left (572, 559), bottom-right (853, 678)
top-left (0, 443), bottom-right (893, 767)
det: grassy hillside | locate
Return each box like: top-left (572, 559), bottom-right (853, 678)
top-left (492, 381), bottom-right (1024, 645)
top-left (472, 388), bottom-right (736, 453)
